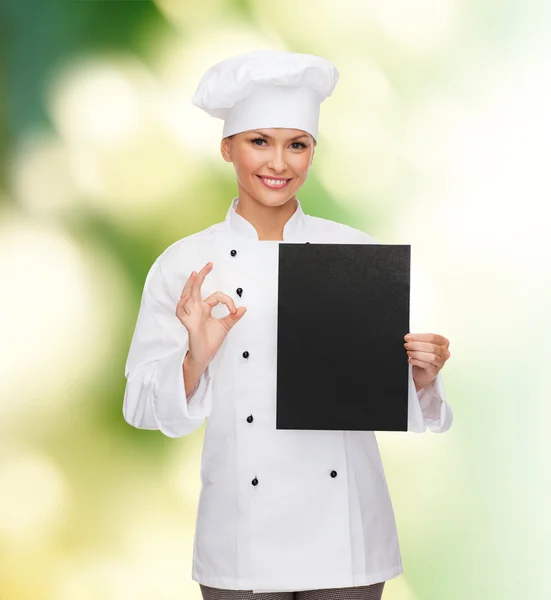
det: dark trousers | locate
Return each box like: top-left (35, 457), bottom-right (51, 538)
top-left (199, 581), bottom-right (385, 600)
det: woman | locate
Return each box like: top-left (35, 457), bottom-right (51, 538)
top-left (123, 50), bottom-right (453, 600)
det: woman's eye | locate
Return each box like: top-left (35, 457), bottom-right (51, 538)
top-left (250, 138), bottom-right (306, 149)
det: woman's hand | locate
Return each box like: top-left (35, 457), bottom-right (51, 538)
top-left (404, 333), bottom-right (451, 392)
top-left (176, 261), bottom-right (247, 369)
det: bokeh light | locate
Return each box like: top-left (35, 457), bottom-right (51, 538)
top-left (2, 1), bottom-right (550, 599)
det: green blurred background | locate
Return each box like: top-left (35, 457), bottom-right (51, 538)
top-left (1, 1), bottom-right (550, 599)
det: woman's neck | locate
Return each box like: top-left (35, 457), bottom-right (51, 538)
top-left (235, 193), bottom-right (298, 241)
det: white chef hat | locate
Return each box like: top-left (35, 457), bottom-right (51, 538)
top-left (191, 50), bottom-right (339, 142)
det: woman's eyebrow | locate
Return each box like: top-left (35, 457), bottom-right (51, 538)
top-left (249, 131), bottom-right (309, 141)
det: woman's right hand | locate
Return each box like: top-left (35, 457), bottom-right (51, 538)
top-left (176, 261), bottom-right (247, 369)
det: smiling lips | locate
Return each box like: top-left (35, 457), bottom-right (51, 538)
top-left (257, 175), bottom-right (291, 189)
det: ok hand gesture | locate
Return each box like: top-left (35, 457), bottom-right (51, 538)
top-left (176, 262), bottom-right (247, 369)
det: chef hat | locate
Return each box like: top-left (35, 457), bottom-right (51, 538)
top-left (191, 49), bottom-right (339, 142)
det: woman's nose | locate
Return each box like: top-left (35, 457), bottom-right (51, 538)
top-left (267, 149), bottom-right (287, 173)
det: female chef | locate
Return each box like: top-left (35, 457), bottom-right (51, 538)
top-left (123, 50), bottom-right (453, 600)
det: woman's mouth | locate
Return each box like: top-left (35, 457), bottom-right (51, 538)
top-left (257, 175), bottom-right (291, 189)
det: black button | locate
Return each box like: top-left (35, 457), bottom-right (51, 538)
top-left (242, 351), bottom-right (249, 358)
top-left (236, 287), bottom-right (243, 297)
top-left (247, 415), bottom-right (253, 423)
top-left (230, 249), bottom-right (237, 257)
top-left (305, 241), bottom-right (310, 244)
top-left (330, 470), bottom-right (337, 478)
top-left (252, 477), bottom-right (258, 486)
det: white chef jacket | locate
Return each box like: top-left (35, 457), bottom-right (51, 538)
top-left (123, 196), bottom-right (454, 593)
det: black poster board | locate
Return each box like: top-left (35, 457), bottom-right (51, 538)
top-left (276, 243), bottom-right (411, 432)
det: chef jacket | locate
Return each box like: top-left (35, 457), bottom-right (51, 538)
top-left (123, 196), bottom-right (454, 593)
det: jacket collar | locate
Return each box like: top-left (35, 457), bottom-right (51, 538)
top-left (224, 196), bottom-right (306, 241)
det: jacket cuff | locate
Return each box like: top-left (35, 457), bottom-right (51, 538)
top-left (151, 343), bottom-right (213, 438)
top-left (407, 367), bottom-right (453, 433)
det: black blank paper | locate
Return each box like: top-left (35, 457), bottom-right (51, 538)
top-left (276, 243), bottom-right (411, 432)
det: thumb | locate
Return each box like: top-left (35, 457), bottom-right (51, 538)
top-left (219, 306), bottom-right (247, 330)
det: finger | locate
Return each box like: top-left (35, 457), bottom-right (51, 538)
top-left (177, 293), bottom-right (192, 317)
top-left (407, 350), bottom-right (445, 369)
top-left (404, 333), bottom-right (449, 347)
top-left (181, 271), bottom-right (197, 299)
top-left (404, 341), bottom-right (445, 356)
top-left (405, 342), bottom-right (451, 364)
top-left (203, 291), bottom-right (238, 314)
top-left (408, 356), bottom-right (437, 371)
top-left (218, 306), bottom-right (247, 330)
top-left (192, 262), bottom-right (212, 302)
top-left (406, 343), bottom-right (451, 363)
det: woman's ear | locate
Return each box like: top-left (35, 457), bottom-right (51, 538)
top-left (220, 136), bottom-right (233, 163)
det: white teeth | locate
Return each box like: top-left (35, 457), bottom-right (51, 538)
top-left (261, 177), bottom-right (288, 186)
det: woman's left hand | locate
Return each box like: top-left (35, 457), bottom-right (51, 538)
top-left (404, 333), bottom-right (451, 392)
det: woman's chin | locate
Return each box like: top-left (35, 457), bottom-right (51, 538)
top-left (256, 194), bottom-right (295, 207)
top-left (253, 182), bottom-right (297, 202)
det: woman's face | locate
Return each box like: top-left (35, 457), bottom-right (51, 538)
top-left (220, 128), bottom-right (316, 207)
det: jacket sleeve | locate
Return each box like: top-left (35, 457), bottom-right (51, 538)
top-left (407, 365), bottom-right (453, 433)
top-left (122, 258), bottom-right (213, 438)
